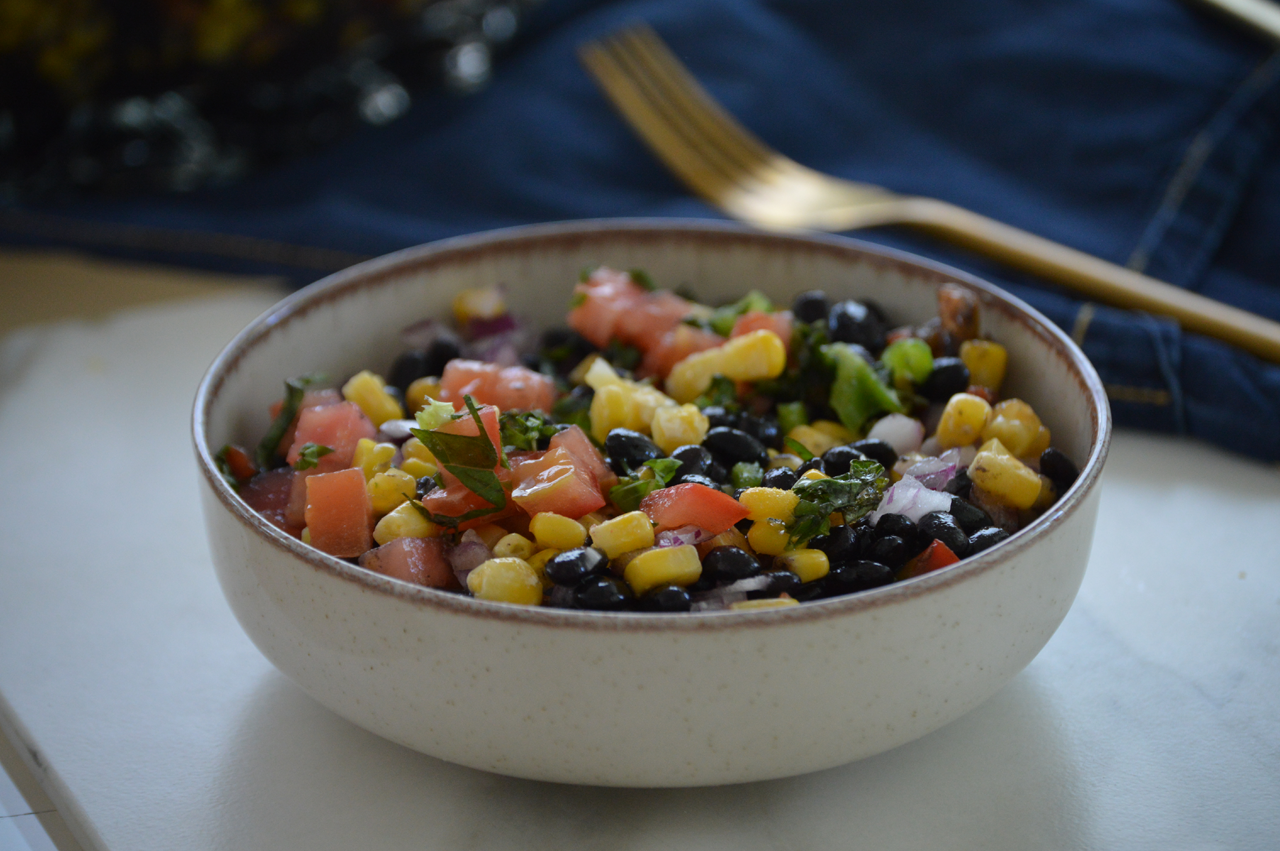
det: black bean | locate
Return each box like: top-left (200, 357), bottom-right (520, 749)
top-left (388, 350), bottom-right (432, 394)
top-left (796, 457), bottom-right (826, 476)
top-left (852, 439), bottom-right (897, 471)
top-left (791, 581), bottom-right (828, 602)
top-left (574, 575), bottom-right (633, 611)
top-left (948, 495), bottom-right (991, 534)
top-left (677, 473), bottom-right (721, 489)
top-left (545, 547), bottom-right (609, 586)
top-left (808, 524), bottom-right (862, 564)
top-left (702, 546), bottom-right (763, 583)
top-left (702, 426), bottom-right (769, 469)
top-left (875, 513), bottom-right (918, 541)
top-left (735, 517), bottom-right (754, 534)
top-left (943, 468), bottom-right (973, 498)
top-left (822, 443), bottom-right (867, 476)
top-left (670, 444), bottom-right (712, 479)
top-left (916, 511), bottom-right (970, 557)
top-left (761, 466), bottom-right (799, 490)
top-left (415, 476), bottom-right (438, 499)
top-left (605, 429), bottom-right (664, 475)
top-left (736, 414), bottom-right (781, 449)
top-left (918, 357), bottom-right (970, 402)
top-left (700, 406), bottom-right (737, 429)
top-left (748, 571), bottom-right (802, 599)
top-left (1040, 447), bottom-right (1080, 492)
top-left (705, 461), bottom-right (730, 484)
top-left (968, 526), bottom-right (1011, 554)
top-left (637, 584), bottom-right (693, 612)
top-left (827, 299), bottom-right (886, 352)
top-left (868, 535), bottom-right (910, 568)
top-left (826, 559), bottom-right (896, 595)
top-left (791, 290), bottom-right (830, 324)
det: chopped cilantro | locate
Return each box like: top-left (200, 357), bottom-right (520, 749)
top-left (213, 445), bottom-right (241, 491)
top-left (708, 290), bottom-right (773, 337)
top-left (628, 268), bottom-right (656, 291)
top-left (414, 396), bottom-right (458, 431)
top-left (787, 460), bottom-right (888, 547)
top-left (292, 443), bottom-right (334, 471)
top-left (409, 395), bottom-right (508, 527)
top-left (784, 437), bottom-right (814, 462)
top-left (608, 458), bottom-right (683, 512)
top-left (695, 375), bottom-right (739, 409)
top-left (499, 410), bottom-right (560, 452)
top-left (254, 373), bottom-right (327, 469)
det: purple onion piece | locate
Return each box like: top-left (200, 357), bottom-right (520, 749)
top-left (376, 419), bottom-right (418, 444)
top-left (867, 414), bottom-right (925, 456)
top-left (447, 532), bottom-right (492, 587)
top-left (870, 475), bottom-right (953, 524)
top-left (464, 313), bottom-right (519, 341)
top-left (400, 319), bottom-right (463, 352)
top-left (904, 456), bottom-right (957, 491)
top-left (462, 328), bottom-right (532, 367)
top-left (656, 526), bottom-right (712, 548)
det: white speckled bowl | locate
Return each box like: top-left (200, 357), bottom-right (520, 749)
top-left (193, 220), bottom-right (1110, 787)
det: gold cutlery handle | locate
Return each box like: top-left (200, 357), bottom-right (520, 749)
top-left (898, 197), bottom-right (1280, 362)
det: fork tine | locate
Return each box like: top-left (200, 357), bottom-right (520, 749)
top-left (579, 37), bottom-right (745, 206)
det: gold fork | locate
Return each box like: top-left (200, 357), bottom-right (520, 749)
top-left (579, 25), bottom-right (1280, 363)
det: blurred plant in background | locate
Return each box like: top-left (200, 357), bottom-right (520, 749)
top-left (0, 0), bottom-right (540, 199)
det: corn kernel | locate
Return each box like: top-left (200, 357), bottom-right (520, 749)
top-left (769, 453), bottom-right (804, 470)
top-left (342, 370), bottom-right (404, 427)
top-left (529, 513), bottom-right (587, 550)
top-left (399, 457), bottom-right (437, 480)
top-left (405, 378), bottom-right (443, 415)
top-left (373, 500), bottom-right (441, 545)
top-left (800, 468), bottom-right (829, 481)
top-left (665, 330), bottom-right (787, 403)
top-left (747, 518), bottom-right (792, 556)
top-left (401, 437), bottom-right (437, 464)
top-left (589, 510), bottom-right (655, 559)
top-left (452, 286), bottom-right (506, 325)
top-left (775, 549), bottom-right (829, 583)
top-left (590, 383), bottom-right (634, 443)
top-left (472, 523), bottom-right (508, 550)
top-left (936, 393), bottom-right (993, 448)
top-left (787, 424), bottom-right (842, 457)
top-left (583, 355), bottom-right (623, 389)
top-left (367, 468), bottom-right (417, 515)
top-left (665, 348), bottom-right (727, 404)
top-left (578, 511), bottom-right (608, 533)
top-left (968, 438), bottom-right (1042, 509)
top-left (623, 545), bottom-right (702, 595)
top-left (730, 596), bottom-right (799, 610)
top-left (810, 419), bottom-right (857, 443)
top-left (300, 527), bottom-right (311, 544)
top-left (527, 548), bottom-right (562, 588)
top-left (960, 339), bottom-right (1008, 392)
top-left (738, 487), bottom-right (801, 522)
top-left (493, 533), bottom-right (535, 560)
top-left (981, 399), bottom-right (1050, 458)
top-left (650, 403), bottom-right (710, 454)
top-left (1030, 474), bottom-right (1059, 512)
top-left (353, 438), bottom-right (397, 480)
top-left (467, 557), bottom-right (542, 605)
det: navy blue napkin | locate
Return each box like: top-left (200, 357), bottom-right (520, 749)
top-left (4, 0), bottom-right (1279, 460)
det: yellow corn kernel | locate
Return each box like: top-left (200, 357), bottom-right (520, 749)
top-left (810, 419), bottom-right (857, 443)
top-left (747, 518), bottom-right (792, 556)
top-left (787, 424), bottom-right (842, 458)
top-left (719, 330), bottom-right (787, 381)
top-left (342, 370), bottom-right (404, 427)
top-left (466, 557), bottom-right (542, 606)
top-left (738, 487), bottom-right (801, 522)
top-left (373, 500), bottom-right (441, 545)
top-left (583, 355), bottom-right (623, 389)
top-left (981, 399), bottom-right (1050, 458)
top-left (353, 438), bottom-right (397, 480)
top-left (630, 383), bottom-right (678, 428)
top-left (300, 527), bottom-right (311, 544)
top-left (579, 511), bottom-right (609, 533)
top-left (527, 548), bottom-right (561, 589)
top-left (664, 347), bottom-right (727, 404)
top-left (769, 453), bottom-right (804, 470)
top-left (399, 457), bottom-right (437, 480)
top-left (960, 339), bottom-right (1008, 392)
top-left (529, 513), bottom-right (587, 550)
top-left (493, 533), bottom-right (535, 561)
top-left (367, 468), bottom-right (418, 515)
top-left (401, 437), bottom-right (437, 465)
top-left (452, 286), bottom-right (506, 325)
top-left (968, 438), bottom-right (1042, 509)
top-left (800, 468), bottom-right (829, 481)
top-left (935, 393), bottom-right (993, 448)
top-left (589, 383), bottom-right (635, 443)
top-left (472, 523), bottom-right (508, 550)
top-left (623, 545), bottom-right (702, 596)
top-left (404, 378), bottom-right (443, 415)
top-left (730, 596), bottom-right (799, 610)
top-left (775, 549), bottom-right (830, 583)
top-left (650, 403), bottom-right (711, 454)
top-left (589, 510), bottom-right (655, 559)
top-left (1030, 474), bottom-right (1058, 513)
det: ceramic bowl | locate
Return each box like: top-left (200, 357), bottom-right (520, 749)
top-left (193, 220), bottom-right (1110, 787)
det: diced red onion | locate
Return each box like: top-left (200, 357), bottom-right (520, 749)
top-left (656, 526), bottom-right (712, 548)
top-left (867, 414), bottom-right (925, 455)
top-left (400, 319), bottom-right (462, 352)
top-left (904, 456), bottom-right (957, 491)
top-left (689, 575), bottom-right (771, 611)
top-left (376, 419), bottom-right (418, 444)
top-left (447, 532), bottom-right (492, 586)
top-left (870, 475), bottom-right (953, 524)
top-left (463, 328), bottom-right (530, 367)
top-left (464, 313), bottom-right (519, 340)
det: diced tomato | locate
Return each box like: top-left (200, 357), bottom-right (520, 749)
top-left (899, 539), bottom-right (960, 579)
top-left (566, 269), bottom-right (649, 348)
top-left (304, 468), bottom-right (373, 557)
top-left (219, 444), bottom-right (258, 484)
top-left (639, 483), bottom-right (751, 534)
top-left (639, 324), bottom-right (724, 380)
top-left (731, 310), bottom-right (793, 350)
top-left (439, 360), bottom-right (556, 413)
top-left (240, 469), bottom-right (299, 535)
top-left (613, 289), bottom-right (694, 348)
top-left (548, 425), bottom-right (617, 492)
top-left (419, 482), bottom-right (517, 531)
top-left (512, 463), bottom-right (606, 518)
top-left (286, 401), bottom-right (376, 472)
top-left (358, 538), bottom-right (457, 589)
top-left (286, 470), bottom-right (316, 529)
top-left (270, 389), bottom-right (342, 457)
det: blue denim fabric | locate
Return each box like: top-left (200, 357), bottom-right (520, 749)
top-left (4, 0), bottom-right (1280, 459)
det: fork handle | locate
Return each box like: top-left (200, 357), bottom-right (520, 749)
top-left (897, 197), bottom-right (1280, 363)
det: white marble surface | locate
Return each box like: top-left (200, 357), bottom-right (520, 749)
top-left (0, 293), bottom-right (1277, 851)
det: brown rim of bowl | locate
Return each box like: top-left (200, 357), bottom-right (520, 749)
top-left (193, 218), bottom-right (1111, 632)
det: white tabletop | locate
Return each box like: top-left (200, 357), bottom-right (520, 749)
top-left (1, 288), bottom-right (1278, 851)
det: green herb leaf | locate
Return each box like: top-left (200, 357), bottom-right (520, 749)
top-left (415, 396), bottom-right (459, 431)
top-left (775, 400), bottom-right (809, 436)
top-left (292, 443), bottom-right (334, 471)
top-left (499, 410), bottom-right (560, 452)
top-left (730, 462), bottom-right (764, 489)
top-left (823, 343), bottom-right (906, 433)
top-left (784, 437), bottom-right (814, 462)
top-left (213, 445), bottom-right (241, 492)
top-left (608, 476), bottom-right (663, 513)
top-left (628, 268), bottom-right (656, 291)
top-left (569, 291), bottom-right (588, 309)
top-left (254, 373), bottom-right (328, 469)
top-left (644, 458), bottom-right (683, 486)
top-left (408, 395), bottom-right (508, 521)
top-left (708, 290), bottom-right (773, 337)
top-left (601, 339), bottom-right (642, 372)
top-left (786, 460), bottom-right (888, 547)
top-left (695, 375), bottom-right (739, 410)
top-left (551, 393), bottom-right (593, 439)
